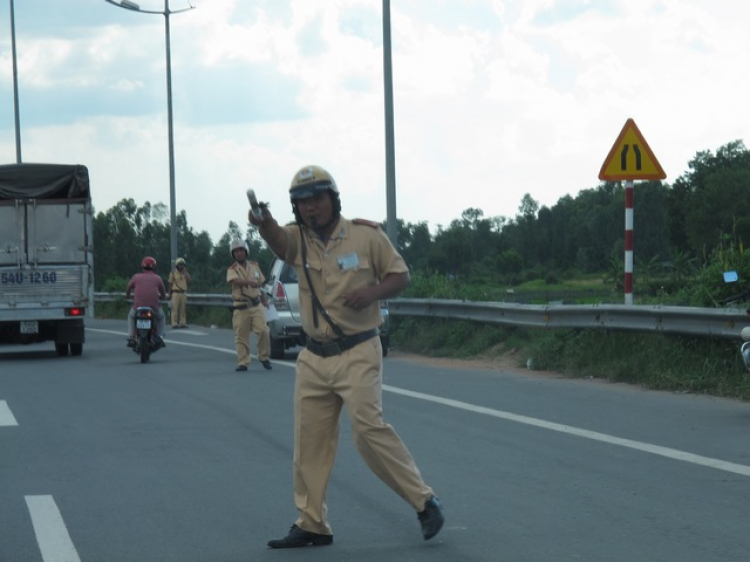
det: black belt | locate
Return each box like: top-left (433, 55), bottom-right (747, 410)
top-left (306, 329), bottom-right (379, 358)
top-left (232, 297), bottom-right (261, 310)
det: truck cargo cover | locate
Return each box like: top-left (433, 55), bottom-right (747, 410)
top-left (0, 163), bottom-right (90, 199)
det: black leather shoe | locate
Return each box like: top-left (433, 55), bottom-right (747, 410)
top-left (235, 365), bottom-right (248, 372)
top-left (267, 525), bottom-right (333, 549)
top-left (261, 360), bottom-right (273, 370)
top-left (418, 496), bottom-right (444, 540)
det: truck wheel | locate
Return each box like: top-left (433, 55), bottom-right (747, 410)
top-left (55, 343), bottom-right (69, 356)
top-left (70, 343), bottom-right (83, 356)
top-left (270, 338), bottom-right (286, 360)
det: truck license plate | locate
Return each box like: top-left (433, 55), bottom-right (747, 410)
top-left (136, 320), bottom-right (152, 330)
top-left (21, 321), bottom-right (39, 334)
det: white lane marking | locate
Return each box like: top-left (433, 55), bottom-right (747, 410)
top-left (168, 329), bottom-right (206, 336)
top-left (88, 328), bottom-right (234, 354)
top-left (0, 400), bottom-right (19, 426)
top-left (383, 385), bottom-right (750, 478)
top-left (25, 495), bottom-right (81, 562)
top-left (87, 328), bottom-right (297, 367)
top-left (90, 327), bottom-right (749, 477)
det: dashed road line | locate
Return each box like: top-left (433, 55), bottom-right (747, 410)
top-left (25, 495), bottom-right (81, 562)
top-left (88, 328), bottom-right (236, 355)
top-left (87, 327), bottom-right (297, 367)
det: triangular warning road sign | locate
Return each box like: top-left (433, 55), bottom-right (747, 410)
top-left (599, 118), bottom-right (666, 181)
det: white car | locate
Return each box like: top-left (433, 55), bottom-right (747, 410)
top-left (264, 258), bottom-right (390, 359)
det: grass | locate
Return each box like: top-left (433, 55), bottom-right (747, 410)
top-left (404, 272), bottom-right (617, 305)
top-left (391, 317), bottom-right (750, 402)
top-left (514, 273), bottom-right (605, 292)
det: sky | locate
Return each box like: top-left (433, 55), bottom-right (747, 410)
top-left (2, 0), bottom-right (750, 246)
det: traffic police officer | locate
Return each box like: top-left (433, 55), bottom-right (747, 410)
top-left (227, 239), bottom-right (272, 371)
top-left (249, 165), bottom-right (443, 548)
top-left (168, 257), bottom-right (191, 328)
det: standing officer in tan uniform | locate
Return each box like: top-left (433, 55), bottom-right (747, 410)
top-left (249, 165), bottom-right (443, 548)
top-left (168, 257), bottom-right (191, 329)
top-left (227, 239), bottom-right (272, 372)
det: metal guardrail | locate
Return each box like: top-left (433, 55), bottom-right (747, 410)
top-left (94, 293), bottom-right (749, 340)
top-left (388, 299), bottom-right (748, 340)
top-left (95, 292), bottom-right (233, 307)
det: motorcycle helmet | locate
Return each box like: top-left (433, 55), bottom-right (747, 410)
top-left (741, 341), bottom-right (750, 371)
top-left (142, 256), bottom-right (157, 270)
top-left (230, 239), bottom-right (249, 259)
top-left (289, 165), bottom-right (341, 224)
top-left (175, 257), bottom-right (186, 266)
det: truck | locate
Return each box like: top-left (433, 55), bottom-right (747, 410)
top-left (0, 163), bottom-right (94, 356)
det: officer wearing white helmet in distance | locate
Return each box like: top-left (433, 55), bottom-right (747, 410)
top-left (168, 257), bottom-right (191, 328)
top-left (248, 165), bottom-right (444, 549)
top-left (230, 238), bottom-right (249, 258)
top-left (226, 238), bottom-right (272, 372)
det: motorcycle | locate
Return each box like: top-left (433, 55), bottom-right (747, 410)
top-left (130, 306), bottom-right (164, 363)
top-left (721, 271), bottom-right (750, 370)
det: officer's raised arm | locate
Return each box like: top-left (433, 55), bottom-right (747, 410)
top-left (249, 205), bottom-right (289, 259)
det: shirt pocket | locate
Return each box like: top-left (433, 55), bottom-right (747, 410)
top-left (339, 257), bottom-right (373, 288)
top-left (297, 258), bottom-right (322, 294)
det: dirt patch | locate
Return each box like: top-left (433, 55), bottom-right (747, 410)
top-left (388, 347), bottom-right (562, 379)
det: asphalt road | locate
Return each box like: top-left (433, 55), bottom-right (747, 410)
top-left (1, 318), bottom-right (749, 562)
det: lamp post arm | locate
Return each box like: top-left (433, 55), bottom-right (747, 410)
top-left (103, 0), bottom-right (195, 15)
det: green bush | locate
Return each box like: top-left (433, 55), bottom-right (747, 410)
top-left (524, 330), bottom-right (750, 399)
top-left (390, 317), bottom-right (750, 401)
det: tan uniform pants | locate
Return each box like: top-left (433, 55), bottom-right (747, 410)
top-left (232, 305), bottom-right (270, 366)
top-left (170, 292), bottom-right (187, 326)
top-left (293, 335), bottom-right (434, 535)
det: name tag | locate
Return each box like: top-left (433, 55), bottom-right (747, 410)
top-left (338, 252), bottom-right (360, 271)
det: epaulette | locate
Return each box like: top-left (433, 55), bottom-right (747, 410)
top-left (353, 218), bottom-right (380, 228)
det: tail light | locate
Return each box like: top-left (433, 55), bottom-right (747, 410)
top-left (66, 308), bottom-right (85, 317)
top-left (273, 282), bottom-right (290, 311)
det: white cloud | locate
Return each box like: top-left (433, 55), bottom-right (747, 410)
top-left (2, 0), bottom-right (750, 247)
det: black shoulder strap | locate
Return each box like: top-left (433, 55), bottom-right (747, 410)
top-left (299, 225), bottom-right (345, 338)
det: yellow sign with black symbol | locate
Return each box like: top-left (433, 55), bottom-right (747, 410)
top-left (599, 118), bottom-right (666, 181)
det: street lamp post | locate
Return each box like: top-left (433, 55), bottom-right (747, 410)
top-left (104, 0), bottom-right (194, 269)
top-left (10, 0), bottom-right (22, 163)
top-left (382, 0), bottom-right (398, 249)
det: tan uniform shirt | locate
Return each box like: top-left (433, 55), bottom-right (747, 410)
top-left (226, 260), bottom-right (265, 306)
top-left (168, 269), bottom-right (189, 292)
top-left (282, 216), bottom-right (408, 341)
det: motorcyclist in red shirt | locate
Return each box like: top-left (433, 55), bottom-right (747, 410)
top-left (125, 256), bottom-right (167, 347)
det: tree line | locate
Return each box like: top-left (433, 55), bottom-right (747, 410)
top-left (93, 140), bottom-right (750, 300)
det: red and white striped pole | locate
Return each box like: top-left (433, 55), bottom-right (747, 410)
top-left (624, 180), bottom-right (634, 305)
top-left (600, 119), bottom-right (665, 305)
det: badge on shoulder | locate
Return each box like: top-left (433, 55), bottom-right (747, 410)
top-left (353, 218), bottom-right (379, 228)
